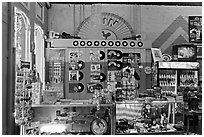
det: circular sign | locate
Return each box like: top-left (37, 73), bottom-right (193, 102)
top-left (144, 66), bottom-right (152, 75)
top-left (162, 54), bottom-right (172, 62)
top-left (76, 13), bottom-right (135, 40)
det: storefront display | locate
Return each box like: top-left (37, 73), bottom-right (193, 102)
top-left (14, 38), bottom-right (201, 135)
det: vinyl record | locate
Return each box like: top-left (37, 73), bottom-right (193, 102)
top-left (77, 83), bottom-right (84, 92)
top-left (116, 50), bottom-right (122, 59)
top-left (100, 51), bottom-right (105, 60)
top-left (69, 83), bottom-right (84, 93)
top-left (78, 60), bottom-right (85, 70)
top-left (100, 73), bottom-right (106, 82)
top-left (116, 61), bottom-right (123, 70)
top-left (78, 71), bottom-right (84, 81)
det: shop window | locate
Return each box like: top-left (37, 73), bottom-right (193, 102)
top-left (35, 2), bottom-right (44, 23)
top-left (14, 7), bottom-right (31, 69)
top-left (34, 24), bottom-right (45, 89)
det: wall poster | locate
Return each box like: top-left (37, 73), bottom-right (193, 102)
top-left (189, 16), bottom-right (202, 43)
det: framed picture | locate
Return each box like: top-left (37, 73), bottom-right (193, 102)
top-left (189, 16), bottom-right (202, 43)
top-left (151, 48), bottom-right (163, 62)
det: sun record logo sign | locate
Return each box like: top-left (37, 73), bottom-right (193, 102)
top-left (76, 13), bottom-right (135, 40)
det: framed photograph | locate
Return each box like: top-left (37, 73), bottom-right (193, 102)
top-left (189, 16), bottom-right (202, 43)
top-left (151, 48), bottom-right (163, 62)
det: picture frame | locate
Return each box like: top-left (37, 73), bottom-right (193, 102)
top-left (189, 16), bottom-right (202, 43)
top-left (151, 48), bottom-right (163, 62)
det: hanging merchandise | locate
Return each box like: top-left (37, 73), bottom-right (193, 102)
top-left (14, 61), bottom-right (39, 126)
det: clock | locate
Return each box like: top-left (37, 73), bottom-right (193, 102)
top-left (90, 118), bottom-right (108, 135)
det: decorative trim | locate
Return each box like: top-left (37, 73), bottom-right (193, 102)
top-left (20, 2), bottom-right (30, 10)
top-left (35, 2), bottom-right (44, 23)
top-left (75, 12), bottom-right (136, 40)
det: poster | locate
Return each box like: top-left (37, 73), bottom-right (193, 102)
top-left (189, 16), bottom-right (202, 43)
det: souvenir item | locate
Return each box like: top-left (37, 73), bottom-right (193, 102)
top-left (107, 49), bottom-right (122, 59)
top-left (69, 83), bottom-right (84, 93)
top-left (107, 60), bottom-right (122, 70)
top-left (87, 83), bottom-right (103, 93)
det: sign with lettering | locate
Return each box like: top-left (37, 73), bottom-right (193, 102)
top-left (76, 13), bottom-right (135, 40)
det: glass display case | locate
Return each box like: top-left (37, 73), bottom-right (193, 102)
top-left (115, 100), bottom-right (184, 135)
top-left (157, 62), bottom-right (199, 96)
top-left (22, 103), bottom-right (115, 135)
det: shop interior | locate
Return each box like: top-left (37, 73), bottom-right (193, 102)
top-left (2, 2), bottom-right (202, 135)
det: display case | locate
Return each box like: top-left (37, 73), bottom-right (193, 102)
top-left (157, 62), bottom-right (199, 96)
top-left (22, 103), bottom-right (115, 135)
top-left (115, 100), bottom-right (184, 135)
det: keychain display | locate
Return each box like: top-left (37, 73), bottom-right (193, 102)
top-left (14, 67), bottom-right (38, 126)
